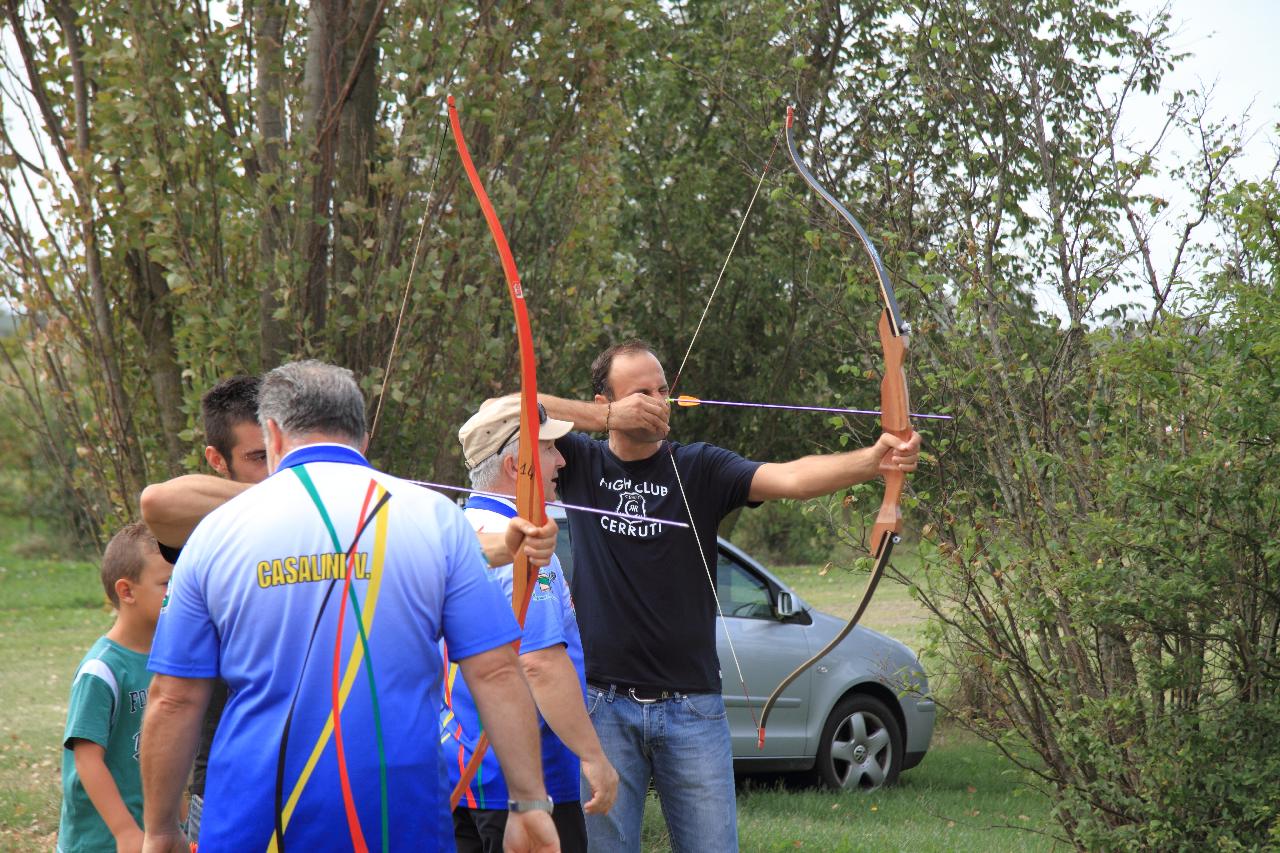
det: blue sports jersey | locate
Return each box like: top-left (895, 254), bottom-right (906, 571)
top-left (441, 495), bottom-right (586, 807)
top-left (149, 443), bottom-right (521, 851)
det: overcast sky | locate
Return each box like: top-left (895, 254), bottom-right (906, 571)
top-left (1029, 1), bottom-right (1280, 321)
top-left (1132, 0), bottom-right (1279, 173)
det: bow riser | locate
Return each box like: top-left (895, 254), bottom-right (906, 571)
top-left (872, 309), bottom-right (911, 554)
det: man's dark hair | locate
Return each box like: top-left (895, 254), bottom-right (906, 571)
top-left (590, 339), bottom-right (658, 398)
top-left (101, 522), bottom-right (160, 607)
top-left (201, 375), bottom-right (261, 459)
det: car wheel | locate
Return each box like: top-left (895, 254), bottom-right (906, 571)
top-left (814, 693), bottom-right (903, 791)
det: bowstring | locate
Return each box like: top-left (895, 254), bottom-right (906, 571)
top-left (368, 114), bottom-right (450, 444)
top-left (669, 134), bottom-right (780, 397)
top-left (667, 445), bottom-right (760, 734)
top-left (665, 131), bottom-right (781, 737)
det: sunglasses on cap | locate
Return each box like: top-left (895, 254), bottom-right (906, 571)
top-left (496, 402), bottom-right (548, 452)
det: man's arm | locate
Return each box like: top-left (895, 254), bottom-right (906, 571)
top-left (139, 476), bottom-right (252, 548)
top-left (475, 516), bottom-right (559, 569)
top-left (538, 393), bottom-right (668, 436)
top-left (457, 645), bottom-right (559, 850)
top-left (519, 647), bottom-right (617, 814)
top-left (141, 675), bottom-right (213, 853)
top-left (748, 432), bottom-right (922, 502)
top-left (71, 740), bottom-right (144, 851)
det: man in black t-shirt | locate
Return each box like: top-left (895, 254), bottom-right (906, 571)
top-left (538, 340), bottom-right (921, 853)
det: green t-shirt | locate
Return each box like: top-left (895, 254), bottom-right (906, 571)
top-left (58, 636), bottom-right (151, 853)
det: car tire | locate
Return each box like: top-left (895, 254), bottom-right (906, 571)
top-left (813, 693), bottom-right (903, 791)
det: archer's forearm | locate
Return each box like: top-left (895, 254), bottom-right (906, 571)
top-left (139, 475), bottom-right (251, 547)
top-left (141, 676), bottom-right (211, 833)
top-left (749, 445), bottom-right (884, 502)
top-left (476, 531), bottom-right (513, 566)
top-left (520, 647), bottom-right (607, 764)
top-left (538, 394), bottom-right (608, 432)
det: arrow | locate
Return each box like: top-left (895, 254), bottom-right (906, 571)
top-left (409, 480), bottom-right (690, 529)
top-left (669, 395), bottom-right (952, 421)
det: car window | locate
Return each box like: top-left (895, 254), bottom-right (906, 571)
top-left (554, 523), bottom-right (574, 583)
top-left (716, 550), bottom-right (774, 619)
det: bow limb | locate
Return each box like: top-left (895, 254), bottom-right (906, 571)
top-left (446, 95), bottom-right (546, 809)
top-left (757, 106), bottom-right (914, 748)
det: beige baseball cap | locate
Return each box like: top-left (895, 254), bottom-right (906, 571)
top-left (459, 396), bottom-right (573, 469)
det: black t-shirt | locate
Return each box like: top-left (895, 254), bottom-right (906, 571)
top-left (555, 432), bottom-right (762, 693)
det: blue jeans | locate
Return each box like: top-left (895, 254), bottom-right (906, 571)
top-left (583, 684), bottom-right (737, 853)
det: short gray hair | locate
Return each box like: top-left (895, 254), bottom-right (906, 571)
top-left (468, 433), bottom-right (519, 491)
top-left (258, 360), bottom-right (367, 445)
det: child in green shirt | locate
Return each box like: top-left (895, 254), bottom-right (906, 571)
top-left (58, 523), bottom-right (173, 853)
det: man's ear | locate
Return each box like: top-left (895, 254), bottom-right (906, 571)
top-left (360, 432), bottom-right (370, 454)
top-left (501, 453), bottom-right (520, 479)
top-left (204, 445), bottom-right (230, 476)
top-left (265, 419), bottom-right (285, 455)
top-left (114, 577), bottom-right (135, 605)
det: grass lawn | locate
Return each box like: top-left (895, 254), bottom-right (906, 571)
top-left (0, 518), bottom-right (1060, 851)
top-left (0, 518), bottom-right (104, 851)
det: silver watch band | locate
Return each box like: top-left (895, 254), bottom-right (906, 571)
top-left (507, 797), bottom-right (554, 814)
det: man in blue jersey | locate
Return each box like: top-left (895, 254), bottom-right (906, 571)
top-left (444, 397), bottom-right (618, 853)
top-left (141, 361), bottom-right (558, 853)
top-left (536, 340), bottom-right (922, 853)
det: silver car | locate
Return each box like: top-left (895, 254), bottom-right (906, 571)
top-left (551, 508), bottom-right (935, 791)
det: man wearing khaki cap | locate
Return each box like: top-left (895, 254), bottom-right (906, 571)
top-left (443, 397), bottom-right (618, 853)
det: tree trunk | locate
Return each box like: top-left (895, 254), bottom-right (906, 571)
top-left (256, 0), bottom-right (288, 365)
top-left (333, 0), bottom-right (385, 372)
top-left (295, 0), bottom-right (341, 346)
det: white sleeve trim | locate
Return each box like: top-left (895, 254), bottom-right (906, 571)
top-left (75, 657), bottom-right (120, 722)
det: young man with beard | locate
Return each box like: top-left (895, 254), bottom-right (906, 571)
top-left (139, 376), bottom-right (266, 840)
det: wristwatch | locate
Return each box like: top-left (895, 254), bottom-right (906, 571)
top-left (507, 797), bottom-right (554, 814)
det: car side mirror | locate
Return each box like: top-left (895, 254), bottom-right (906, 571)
top-left (774, 591), bottom-right (796, 618)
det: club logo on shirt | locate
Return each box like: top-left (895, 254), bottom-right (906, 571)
top-left (597, 477), bottom-right (666, 538)
top-left (533, 570), bottom-right (555, 601)
top-left (617, 491), bottom-right (646, 518)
